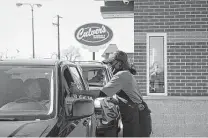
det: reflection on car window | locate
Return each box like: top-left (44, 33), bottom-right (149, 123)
top-left (63, 67), bottom-right (83, 116)
top-left (82, 68), bottom-right (106, 87)
top-left (149, 61), bottom-right (164, 93)
top-left (0, 66), bottom-right (53, 115)
top-left (69, 67), bottom-right (84, 90)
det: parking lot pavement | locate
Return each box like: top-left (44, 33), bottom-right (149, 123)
top-left (111, 96), bottom-right (208, 137)
top-left (145, 96), bottom-right (208, 137)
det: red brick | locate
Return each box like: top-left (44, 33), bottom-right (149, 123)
top-left (186, 69), bottom-right (196, 72)
top-left (181, 80), bottom-right (192, 83)
top-left (192, 87), bottom-right (203, 90)
top-left (169, 93), bottom-right (180, 96)
top-left (171, 87), bottom-right (181, 89)
top-left (181, 4), bottom-right (191, 8)
top-left (192, 73), bottom-right (202, 75)
top-left (181, 93), bottom-right (192, 96)
top-left (181, 73), bottom-right (191, 76)
top-left (197, 90), bottom-right (207, 93)
top-left (197, 76), bottom-right (206, 79)
top-left (186, 63), bottom-right (196, 66)
top-left (186, 83), bottom-right (197, 86)
top-left (176, 70), bottom-right (185, 72)
top-left (196, 1), bottom-right (207, 4)
top-left (176, 83), bottom-right (185, 86)
top-left (192, 79), bottom-right (202, 83)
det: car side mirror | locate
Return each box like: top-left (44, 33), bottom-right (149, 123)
top-left (66, 99), bottom-right (94, 120)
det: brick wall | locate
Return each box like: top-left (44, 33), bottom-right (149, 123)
top-left (134, 0), bottom-right (208, 95)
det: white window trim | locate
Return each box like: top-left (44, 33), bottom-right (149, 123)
top-left (146, 33), bottom-right (167, 96)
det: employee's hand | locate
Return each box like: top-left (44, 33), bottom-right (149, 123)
top-left (107, 98), bottom-right (119, 105)
top-left (69, 83), bottom-right (101, 98)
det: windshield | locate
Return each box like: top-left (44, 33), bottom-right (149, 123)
top-left (0, 65), bottom-right (54, 119)
top-left (82, 67), bottom-right (107, 87)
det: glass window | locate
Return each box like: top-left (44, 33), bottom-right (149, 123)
top-left (63, 68), bottom-right (73, 89)
top-left (0, 66), bottom-right (54, 118)
top-left (148, 36), bottom-right (165, 94)
top-left (81, 67), bottom-right (107, 87)
top-left (69, 67), bottom-right (84, 90)
top-left (63, 67), bottom-right (80, 116)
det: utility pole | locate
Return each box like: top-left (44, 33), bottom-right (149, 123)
top-left (16, 3), bottom-right (42, 58)
top-left (31, 8), bottom-right (35, 58)
top-left (53, 15), bottom-right (62, 60)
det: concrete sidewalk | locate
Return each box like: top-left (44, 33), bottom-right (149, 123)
top-left (144, 96), bottom-right (208, 137)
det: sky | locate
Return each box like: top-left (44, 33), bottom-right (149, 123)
top-left (0, 0), bottom-right (133, 61)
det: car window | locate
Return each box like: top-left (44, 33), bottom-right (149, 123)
top-left (77, 66), bottom-right (89, 90)
top-left (63, 67), bottom-right (73, 94)
top-left (0, 66), bottom-right (54, 119)
top-left (69, 67), bottom-right (85, 90)
top-left (81, 67), bottom-right (107, 87)
top-left (62, 66), bottom-right (78, 116)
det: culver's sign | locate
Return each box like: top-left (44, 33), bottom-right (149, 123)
top-left (75, 23), bottom-right (113, 46)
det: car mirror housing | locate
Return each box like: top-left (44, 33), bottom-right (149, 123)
top-left (67, 99), bottom-right (94, 120)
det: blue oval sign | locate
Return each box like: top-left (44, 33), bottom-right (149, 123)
top-left (75, 23), bottom-right (113, 46)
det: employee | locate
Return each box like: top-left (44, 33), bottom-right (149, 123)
top-left (70, 51), bottom-right (151, 137)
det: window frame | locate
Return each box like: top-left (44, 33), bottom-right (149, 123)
top-left (76, 65), bottom-right (89, 91)
top-left (81, 67), bottom-right (108, 87)
top-left (68, 66), bottom-right (86, 91)
top-left (61, 65), bottom-right (73, 100)
top-left (146, 33), bottom-right (167, 96)
top-left (61, 65), bottom-right (78, 117)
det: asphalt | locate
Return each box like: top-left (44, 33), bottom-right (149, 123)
top-left (145, 96), bottom-right (208, 137)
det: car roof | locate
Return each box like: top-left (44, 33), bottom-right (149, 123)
top-left (0, 59), bottom-right (76, 66)
top-left (74, 61), bottom-right (107, 68)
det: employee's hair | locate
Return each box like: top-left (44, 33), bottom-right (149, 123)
top-left (129, 64), bottom-right (137, 75)
top-left (116, 60), bottom-right (137, 75)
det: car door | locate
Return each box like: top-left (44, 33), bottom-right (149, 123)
top-left (76, 65), bottom-right (96, 137)
top-left (57, 65), bottom-right (81, 137)
top-left (67, 65), bottom-right (93, 137)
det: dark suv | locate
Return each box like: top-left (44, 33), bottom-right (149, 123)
top-left (0, 59), bottom-right (95, 137)
top-left (75, 61), bottom-right (121, 137)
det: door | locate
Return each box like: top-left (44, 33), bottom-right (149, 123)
top-left (57, 65), bottom-right (80, 137)
top-left (67, 66), bottom-right (94, 137)
top-left (76, 66), bottom-right (96, 137)
top-left (147, 33), bottom-right (167, 96)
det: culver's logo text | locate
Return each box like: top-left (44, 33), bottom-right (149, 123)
top-left (75, 23), bottom-right (113, 46)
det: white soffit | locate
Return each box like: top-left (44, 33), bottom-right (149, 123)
top-left (101, 12), bottom-right (134, 19)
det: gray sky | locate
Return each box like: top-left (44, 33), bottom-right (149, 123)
top-left (0, 0), bottom-right (133, 61)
